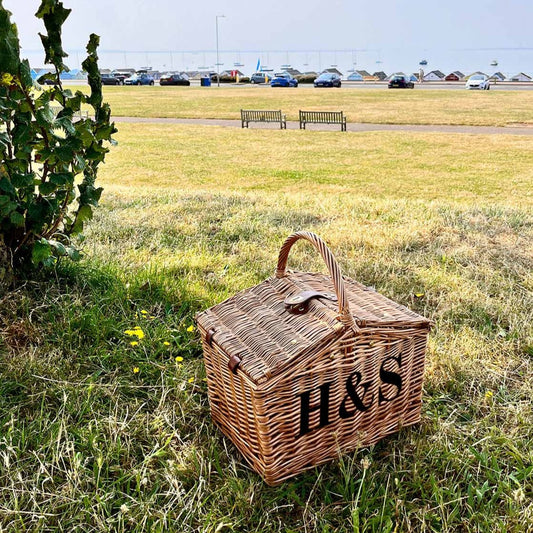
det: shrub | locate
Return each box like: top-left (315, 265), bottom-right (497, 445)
top-left (0, 0), bottom-right (116, 274)
top-left (295, 74), bottom-right (317, 84)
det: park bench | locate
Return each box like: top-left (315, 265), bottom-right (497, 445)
top-left (299, 110), bottom-right (347, 131)
top-left (241, 109), bottom-right (287, 129)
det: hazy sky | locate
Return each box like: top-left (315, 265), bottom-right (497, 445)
top-left (4, 0), bottom-right (533, 75)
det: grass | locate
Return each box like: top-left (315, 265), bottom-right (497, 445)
top-left (1, 123), bottom-right (532, 531)
top-left (90, 85), bottom-right (533, 126)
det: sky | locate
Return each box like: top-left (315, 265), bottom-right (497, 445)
top-left (4, 0), bottom-right (533, 76)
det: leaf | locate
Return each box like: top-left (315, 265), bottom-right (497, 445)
top-left (0, 176), bottom-right (16, 195)
top-left (31, 238), bottom-right (52, 265)
top-left (39, 181), bottom-right (57, 195)
top-left (64, 244), bottom-right (81, 261)
top-left (48, 238), bottom-right (66, 256)
top-left (0, 4), bottom-right (21, 74)
top-left (49, 171), bottom-right (73, 186)
top-left (70, 204), bottom-right (92, 234)
top-left (19, 58), bottom-right (33, 86)
top-left (9, 210), bottom-right (24, 227)
top-left (12, 172), bottom-right (34, 188)
top-left (36, 0), bottom-right (71, 72)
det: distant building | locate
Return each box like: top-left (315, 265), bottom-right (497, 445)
top-left (322, 67), bottom-right (343, 77)
top-left (386, 72), bottom-right (407, 80)
top-left (465, 71), bottom-right (488, 79)
top-left (347, 72), bottom-right (363, 81)
top-left (510, 72), bottom-right (532, 82)
top-left (445, 71), bottom-right (464, 81)
top-left (220, 69), bottom-right (245, 77)
top-left (423, 70), bottom-right (445, 81)
top-left (489, 72), bottom-right (506, 81)
top-left (372, 71), bottom-right (387, 80)
top-left (285, 68), bottom-right (301, 77)
top-left (355, 69), bottom-right (371, 78)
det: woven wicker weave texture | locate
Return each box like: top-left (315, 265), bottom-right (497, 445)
top-left (197, 231), bottom-right (431, 485)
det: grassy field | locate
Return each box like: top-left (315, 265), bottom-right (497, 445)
top-left (1, 123), bottom-right (532, 532)
top-left (90, 85), bottom-right (533, 127)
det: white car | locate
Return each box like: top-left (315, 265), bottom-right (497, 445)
top-left (466, 75), bottom-right (490, 90)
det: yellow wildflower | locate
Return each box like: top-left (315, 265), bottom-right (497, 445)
top-left (141, 310), bottom-right (148, 315)
top-left (175, 356), bottom-right (183, 362)
top-left (124, 327), bottom-right (145, 340)
top-left (163, 341), bottom-right (171, 346)
top-left (187, 325), bottom-right (194, 332)
top-left (0, 73), bottom-right (13, 86)
top-left (130, 341), bottom-right (138, 346)
top-left (485, 390), bottom-right (493, 400)
top-left (188, 377), bottom-right (194, 383)
top-left (133, 367), bottom-right (140, 374)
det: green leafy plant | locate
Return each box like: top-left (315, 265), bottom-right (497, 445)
top-left (0, 0), bottom-right (116, 271)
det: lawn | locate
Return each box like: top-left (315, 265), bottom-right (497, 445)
top-left (91, 85), bottom-right (533, 127)
top-left (1, 124), bottom-right (532, 532)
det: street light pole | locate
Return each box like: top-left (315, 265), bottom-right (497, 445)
top-left (215, 15), bottom-right (225, 87)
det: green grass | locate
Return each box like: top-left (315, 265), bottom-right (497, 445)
top-left (90, 85), bottom-right (533, 126)
top-left (1, 124), bottom-right (532, 531)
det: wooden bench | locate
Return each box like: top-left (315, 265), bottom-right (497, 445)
top-left (241, 109), bottom-right (286, 129)
top-left (299, 110), bottom-right (347, 131)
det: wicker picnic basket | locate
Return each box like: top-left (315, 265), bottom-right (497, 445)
top-left (196, 231), bottom-right (431, 485)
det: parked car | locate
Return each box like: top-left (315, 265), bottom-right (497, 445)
top-left (465, 74), bottom-right (490, 90)
top-left (124, 73), bottom-right (155, 86)
top-left (159, 73), bottom-right (190, 86)
top-left (250, 72), bottom-right (270, 84)
top-left (270, 72), bottom-right (298, 88)
top-left (314, 72), bottom-right (342, 88)
top-left (111, 71), bottom-right (130, 84)
top-left (388, 75), bottom-right (414, 89)
top-left (101, 73), bottom-right (122, 85)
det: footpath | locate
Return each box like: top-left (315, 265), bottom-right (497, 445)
top-left (113, 116), bottom-right (533, 135)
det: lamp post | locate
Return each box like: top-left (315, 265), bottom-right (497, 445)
top-left (215, 15), bottom-right (225, 87)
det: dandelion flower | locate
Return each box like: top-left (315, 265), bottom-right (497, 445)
top-left (141, 310), bottom-right (148, 315)
top-left (163, 341), bottom-right (171, 346)
top-left (130, 341), bottom-right (139, 346)
top-left (175, 356), bottom-right (183, 362)
top-left (186, 325), bottom-right (194, 332)
top-left (133, 367), bottom-right (140, 374)
top-left (188, 377), bottom-right (194, 383)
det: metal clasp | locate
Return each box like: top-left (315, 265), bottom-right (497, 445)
top-left (284, 290), bottom-right (337, 315)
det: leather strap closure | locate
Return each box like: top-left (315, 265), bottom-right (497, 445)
top-left (284, 290), bottom-right (337, 315)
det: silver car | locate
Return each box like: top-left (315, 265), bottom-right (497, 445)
top-left (466, 74), bottom-right (490, 90)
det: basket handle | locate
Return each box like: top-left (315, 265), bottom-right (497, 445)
top-left (275, 232), bottom-right (356, 328)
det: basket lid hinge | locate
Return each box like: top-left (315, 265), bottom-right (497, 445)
top-left (206, 328), bottom-right (242, 374)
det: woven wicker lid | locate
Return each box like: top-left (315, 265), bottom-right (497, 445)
top-left (196, 232), bottom-right (430, 385)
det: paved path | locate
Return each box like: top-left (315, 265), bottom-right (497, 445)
top-left (113, 116), bottom-right (533, 135)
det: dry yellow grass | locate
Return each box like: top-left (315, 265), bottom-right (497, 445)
top-left (91, 85), bottom-right (533, 126)
top-left (100, 123), bottom-right (533, 208)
